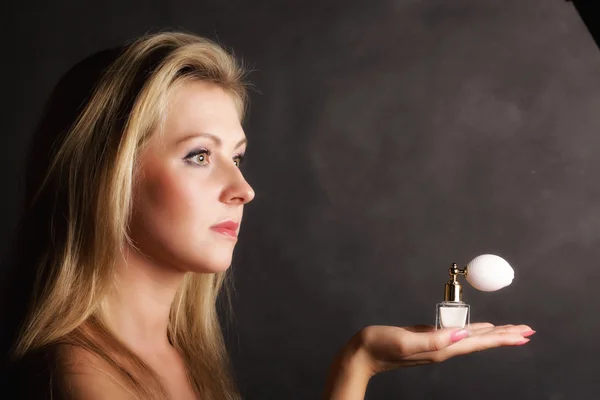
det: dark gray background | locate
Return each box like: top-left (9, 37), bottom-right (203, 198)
top-left (2, 0), bottom-right (599, 399)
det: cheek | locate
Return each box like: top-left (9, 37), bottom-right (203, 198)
top-left (130, 163), bottom-right (232, 273)
top-left (145, 167), bottom-right (198, 222)
top-left (136, 164), bottom-right (207, 241)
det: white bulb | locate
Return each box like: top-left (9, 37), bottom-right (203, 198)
top-left (465, 254), bottom-right (514, 292)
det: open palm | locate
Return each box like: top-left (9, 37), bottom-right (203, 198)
top-left (357, 322), bottom-right (535, 374)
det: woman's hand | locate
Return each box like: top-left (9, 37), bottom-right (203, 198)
top-left (323, 323), bottom-right (535, 400)
top-left (355, 322), bottom-right (535, 373)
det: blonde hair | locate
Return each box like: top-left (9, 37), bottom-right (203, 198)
top-left (9, 31), bottom-right (249, 399)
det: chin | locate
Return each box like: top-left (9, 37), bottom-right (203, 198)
top-left (186, 253), bottom-right (233, 274)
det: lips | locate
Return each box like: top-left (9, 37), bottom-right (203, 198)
top-left (210, 220), bottom-right (239, 238)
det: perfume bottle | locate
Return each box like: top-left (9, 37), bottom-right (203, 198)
top-left (435, 254), bottom-right (515, 331)
top-left (435, 264), bottom-right (470, 330)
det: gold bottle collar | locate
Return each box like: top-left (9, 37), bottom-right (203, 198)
top-left (444, 263), bottom-right (467, 302)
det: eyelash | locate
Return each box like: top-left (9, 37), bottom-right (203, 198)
top-left (184, 148), bottom-right (245, 168)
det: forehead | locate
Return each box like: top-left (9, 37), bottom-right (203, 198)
top-left (160, 80), bottom-right (245, 143)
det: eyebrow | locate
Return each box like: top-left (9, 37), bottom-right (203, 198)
top-left (176, 132), bottom-right (248, 149)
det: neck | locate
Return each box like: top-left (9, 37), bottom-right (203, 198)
top-left (103, 244), bottom-right (186, 354)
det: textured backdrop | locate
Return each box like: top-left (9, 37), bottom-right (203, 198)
top-left (2, 1), bottom-right (599, 399)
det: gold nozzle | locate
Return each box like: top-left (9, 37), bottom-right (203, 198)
top-left (444, 263), bottom-right (467, 302)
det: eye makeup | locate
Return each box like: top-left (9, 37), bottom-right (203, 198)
top-left (183, 148), bottom-right (246, 168)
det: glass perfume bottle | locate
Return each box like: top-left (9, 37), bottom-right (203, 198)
top-left (434, 255), bottom-right (515, 331)
top-left (435, 263), bottom-right (470, 330)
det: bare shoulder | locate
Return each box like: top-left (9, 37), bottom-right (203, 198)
top-left (52, 344), bottom-right (134, 400)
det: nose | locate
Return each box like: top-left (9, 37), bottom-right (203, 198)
top-left (219, 163), bottom-right (255, 205)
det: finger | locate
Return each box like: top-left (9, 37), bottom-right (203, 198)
top-left (423, 331), bottom-right (529, 363)
top-left (471, 324), bottom-right (533, 337)
top-left (397, 327), bottom-right (471, 356)
top-left (403, 331), bottom-right (528, 363)
top-left (406, 323), bottom-right (492, 334)
top-left (447, 331), bottom-right (529, 353)
top-left (398, 323), bottom-right (506, 355)
top-left (497, 324), bottom-right (533, 335)
top-left (469, 322), bottom-right (495, 331)
top-left (470, 324), bottom-right (514, 336)
top-left (403, 323), bottom-right (524, 338)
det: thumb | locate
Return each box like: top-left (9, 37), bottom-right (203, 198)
top-left (403, 328), bottom-right (469, 355)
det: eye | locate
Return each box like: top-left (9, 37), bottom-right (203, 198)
top-left (184, 148), bottom-right (211, 166)
top-left (233, 153), bottom-right (245, 168)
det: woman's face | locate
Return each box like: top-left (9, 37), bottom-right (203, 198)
top-left (128, 80), bottom-right (255, 274)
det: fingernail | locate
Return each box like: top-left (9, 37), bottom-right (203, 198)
top-left (450, 329), bottom-right (469, 343)
top-left (515, 338), bottom-right (530, 345)
top-left (521, 330), bottom-right (536, 338)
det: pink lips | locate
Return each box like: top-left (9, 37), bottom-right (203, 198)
top-left (210, 220), bottom-right (239, 238)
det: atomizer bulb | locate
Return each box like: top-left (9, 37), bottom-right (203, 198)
top-left (465, 254), bottom-right (514, 292)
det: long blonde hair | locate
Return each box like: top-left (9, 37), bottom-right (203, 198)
top-left (7, 31), bottom-right (249, 399)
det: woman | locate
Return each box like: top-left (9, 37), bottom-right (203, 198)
top-left (0, 31), bottom-right (534, 399)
